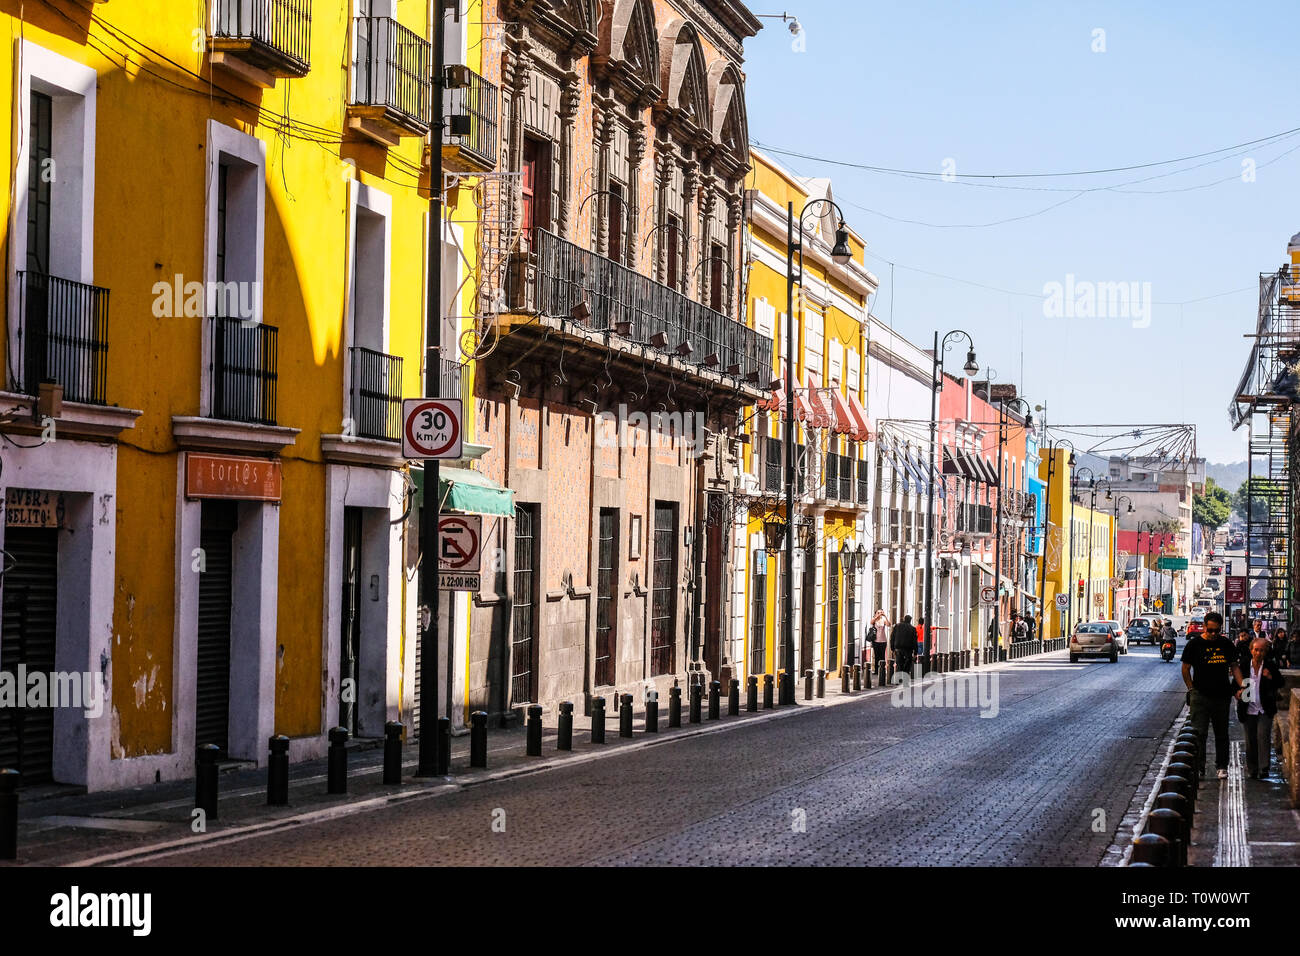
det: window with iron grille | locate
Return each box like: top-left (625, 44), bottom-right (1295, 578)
top-left (511, 504), bottom-right (538, 705)
top-left (749, 560), bottom-right (766, 676)
top-left (826, 552), bottom-right (840, 670)
top-left (889, 508), bottom-right (900, 543)
top-left (650, 503), bottom-right (677, 676)
top-left (857, 458), bottom-right (869, 504)
top-left (845, 561), bottom-right (858, 666)
top-left (825, 453), bottom-right (838, 498)
top-left (595, 508), bottom-right (618, 687)
top-left (838, 454), bottom-right (853, 502)
top-left (765, 436), bottom-right (783, 492)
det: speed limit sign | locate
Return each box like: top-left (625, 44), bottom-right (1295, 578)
top-left (402, 398), bottom-right (463, 460)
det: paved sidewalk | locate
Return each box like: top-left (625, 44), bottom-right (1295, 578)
top-left (3, 650), bottom-right (1050, 867)
top-left (1185, 705), bottom-right (1300, 867)
top-left (1118, 702), bottom-right (1300, 866)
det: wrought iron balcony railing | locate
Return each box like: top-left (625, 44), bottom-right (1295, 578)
top-left (514, 229), bottom-right (771, 386)
top-left (16, 271), bottom-right (109, 405)
top-left (443, 66), bottom-right (498, 172)
top-left (211, 0), bottom-right (312, 77)
top-left (212, 317), bottom-right (278, 426)
top-left (351, 17), bottom-right (431, 134)
top-left (350, 346), bottom-right (402, 441)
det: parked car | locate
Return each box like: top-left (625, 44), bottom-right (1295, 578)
top-left (1126, 618), bottom-right (1153, 645)
top-left (1186, 613), bottom-right (1206, 638)
top-left (1071, 621), bottom-right (1120, 663)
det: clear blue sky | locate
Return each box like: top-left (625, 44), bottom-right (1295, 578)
top-left (741, 0), bottom-right (1299, 464)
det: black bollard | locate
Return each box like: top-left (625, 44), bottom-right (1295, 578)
top-left (0, 768), bottom-right (18, 860)
top-left (620, 694), bottom-right (634, 738)
top-left (708, 680), bottom-right (721, 720)
top-left (268, 735), bottom-right (290, 805)
top-left (841, 666), bottom-right (851, 694)
top-left (1156, 792), bottom-right (1192, 865)
top-left (669, 684), bottom-right (682, 728)
top-left (974, 648), bottom-right (980, 667)
top-left (436, 717), bottom-right (452, 776)
top-left (804, 669), bottom-right (813, 701)
top-left (763, 673), bottom-right (774, 709)
top-left (558, 701), bottom-right (574, 750)
top-left (1168, 760), bottom-right (1198, 793)
top-left (689, 682), bottom-right (702, 723)
top-left (747, 676), bottom-right (758, 712)
top-left (382, 723), bottom-right (403, 786)
top-left (863, 659), bottom-right (873, 690)
top-left (1129, 832), bottom-right (1170, 866)
top-left (1162, 775), bottom-right (1194, 815)
top-left (327, 726), bottom-right (349, 795)
top-left (1147, 808), bottom-right (1184, 868)
top-left (853, 665), bottom-right (861, 691)
top-left (645, 692), bottom-right (659, 734)
top-left (196, 743), bottom-right (220, 819)
top-left (728, 679), bottom-right (740, 716)
top-left (1171, 749), bottom-right (1198, 780)
top-left (526, 704), bottom-right (543, 755)
top-left (816, 669), bottom-right (826, 699)
top-left (471, 711), bottom-right (488, 766)
top-left (591, 696), bottom-right (607, 744)
top-left (886, 659), bottom-right (895, 684)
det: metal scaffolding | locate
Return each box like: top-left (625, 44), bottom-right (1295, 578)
top-left (1231, 265), bottom-right (1300, 625)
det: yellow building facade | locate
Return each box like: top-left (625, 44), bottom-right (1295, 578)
top-left (737, 151), bottom-right (876, 682)
top-left (1039, 449), bottom-right (1116, 637)
top-left (0, 1), bottom-right (491, 789)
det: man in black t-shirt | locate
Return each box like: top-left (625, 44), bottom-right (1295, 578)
top-left (1180, 611), bottom-right (1240, 780)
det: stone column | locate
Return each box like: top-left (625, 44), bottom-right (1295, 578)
top-left (558, 72), bottom-right (581, 239)
top-left (627, 119), bottom-right (647, 271)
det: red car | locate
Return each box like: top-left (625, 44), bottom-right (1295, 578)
top-left (1185, 615), bottom-right (1205, 638)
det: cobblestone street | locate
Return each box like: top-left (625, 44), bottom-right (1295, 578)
top-left (131, 649), bottom-right (1186, 866)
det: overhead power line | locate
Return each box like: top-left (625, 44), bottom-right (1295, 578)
top-left (751, 124), bottom-right (1300, 180)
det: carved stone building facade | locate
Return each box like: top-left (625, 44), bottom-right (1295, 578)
top-left (463, 0), bottom-right (767, 720)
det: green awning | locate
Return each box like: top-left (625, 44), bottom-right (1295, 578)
top-left (414, 465), bottom-right (515, 517)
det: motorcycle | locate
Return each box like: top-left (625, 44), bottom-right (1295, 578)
top-left (1160, 637), bottom-right (1177, 662)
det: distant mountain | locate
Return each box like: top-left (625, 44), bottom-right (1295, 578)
top-left (1206, 461), bottom-right (1248, 494)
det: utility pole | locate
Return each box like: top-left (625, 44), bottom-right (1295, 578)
top-left (417, 1), bottom-right (449, 777)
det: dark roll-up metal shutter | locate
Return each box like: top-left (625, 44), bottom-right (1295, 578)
top-left (196, 500), bottom-right (237, 755)
top-left (0, 527), bottom-right (59, 784)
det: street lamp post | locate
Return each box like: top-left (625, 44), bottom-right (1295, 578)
top-left (994, 398), bottom-right (1033, 651)
top-left (784, 199), bottom-right (853, 705)
top-left (926, 332), bottom-right (980, 666)
top-left (1112, 495), bottom-right (1134, 622)
top-left (416, 0), bottom-right (449, 777)
top-left (1074, 467), bottom-right (1107, 623)
top-left (1138, 520), bottom-right (1158, 616)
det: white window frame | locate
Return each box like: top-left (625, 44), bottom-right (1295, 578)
top-left (343, 180), bottom-right (394, 421)
top-left (7, 41), bottom-right (98, 393)
top-left (201, 120), bottom-right (266, 417)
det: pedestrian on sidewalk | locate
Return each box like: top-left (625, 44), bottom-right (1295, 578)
top-left (1235, 637), bottom-right (1282, 779)
top-left (1287, 631), bottom-right (1300, 670)
top-left (1269, 628), bottom-right (1290, 668)
top-left (1013, 614), bottom-right (1028, 642)
top-left (891, 614), bottom-right (918, 680)
top-left (987, 616), bottom-right (1000, 655)
top-left (1180, 611), bottom-right (1238, 781)
top-left (870, 610), bottom-right (891, 673)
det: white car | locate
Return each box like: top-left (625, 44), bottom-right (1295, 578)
top-left (1102, 620), bottom-right (1128, 654)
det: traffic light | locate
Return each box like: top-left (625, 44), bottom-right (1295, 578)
top-left (1077, 578), bottom-right (1085, 598)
